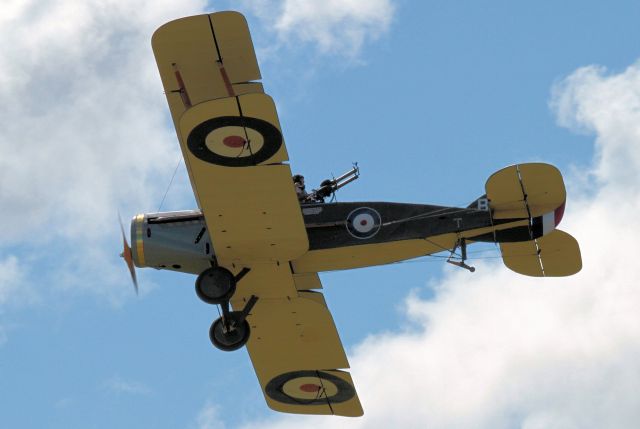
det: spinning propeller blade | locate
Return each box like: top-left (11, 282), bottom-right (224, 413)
top-left (119, 214), bottom-right (138, 295)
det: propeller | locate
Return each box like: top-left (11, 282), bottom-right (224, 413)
top-left (119, 214), bottom-right (139, 295)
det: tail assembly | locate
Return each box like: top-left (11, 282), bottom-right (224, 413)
top-left (485, 163), bottom-right (582, 277)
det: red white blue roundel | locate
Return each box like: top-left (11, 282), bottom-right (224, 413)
top-left (346, 207), bottom-right (381, 239)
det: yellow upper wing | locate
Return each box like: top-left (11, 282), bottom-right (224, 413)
top-left (152, 12), bottom-right (307, 265)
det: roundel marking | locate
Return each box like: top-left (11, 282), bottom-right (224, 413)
top-left (346, 207), bottom-right (382, 239)
top-left (187, 116), bottom-right (283, 167)
top-left (265, 370), bottom-right (356, 405)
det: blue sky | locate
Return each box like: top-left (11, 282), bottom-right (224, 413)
top-left (1, 1), bottom-right (640, 428)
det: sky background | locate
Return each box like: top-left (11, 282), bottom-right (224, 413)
top-left (1, 0), bottom-right (640, 428)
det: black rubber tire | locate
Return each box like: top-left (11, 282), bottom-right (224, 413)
top-left (195, 267), bottom-right (236, 304)
top-left (209, 314), bottom-right (250, 352)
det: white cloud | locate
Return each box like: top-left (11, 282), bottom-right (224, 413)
top-left (0, 254), bottom-right (36, 346)
top-left (0, 256), bottom-right (24, 306)
top-left (235, 63), bottom-right (640, 428)
top-left (0, 253), bottom-right (37, 306)
top-left (194, 402), bottom-right (227, 429)
top-left (243, 0), bottom-right (395, 58)
top-left (0, 0), bottom-right (207, 244)
top-left (104, 375), bottom-right (152, 395)
top-left (0, 0), bottom-right (206, 302)
top-left (550, 62), bottom-right (640, 189)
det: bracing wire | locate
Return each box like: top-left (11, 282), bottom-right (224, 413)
top-left (157, 157), bottom-right (183, 213)
top-left (381, 207), bottom-right (472, 227)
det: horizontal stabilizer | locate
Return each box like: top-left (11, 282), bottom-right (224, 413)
top-left (486, 163), bottom-right (566, 219)
top-left (500, 229), bottom-right (582, 277)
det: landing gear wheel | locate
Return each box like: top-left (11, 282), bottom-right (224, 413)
top-left (195, 267), bottom-right (236, 304)
top-left (209, 313), bottom-right (251, 351)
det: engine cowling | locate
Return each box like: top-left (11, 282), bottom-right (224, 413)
top-left (130, 210), bottom-right (214, 275)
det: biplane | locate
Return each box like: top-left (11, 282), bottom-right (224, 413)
top-left (120, 11), bottom-right (582, 417)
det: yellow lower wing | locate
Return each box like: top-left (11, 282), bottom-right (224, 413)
top-left (230, 265), bottom-right (363, 416)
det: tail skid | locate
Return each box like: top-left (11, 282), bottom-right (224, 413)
top-left (446, 238), bottom-right (476, 272)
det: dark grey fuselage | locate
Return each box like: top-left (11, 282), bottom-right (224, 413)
top-left (131, 200), bottom-right (537, 276)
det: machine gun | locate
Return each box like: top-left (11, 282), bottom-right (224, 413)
top-left (306, 164), bottom-right (360, 203)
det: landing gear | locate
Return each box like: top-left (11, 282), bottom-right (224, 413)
top-left (209, 312), bottom-right (251, 351)
top-left (195, 267), bottom-right (236, 304)
top-left (209, 295), bottom-right (258, 351)
top-left (195, 266), bottom-right (258, 352)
